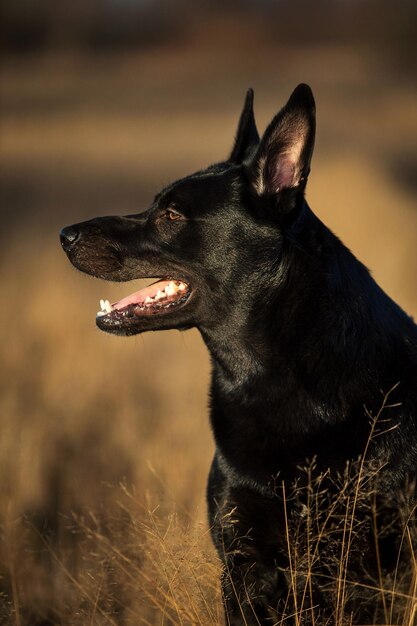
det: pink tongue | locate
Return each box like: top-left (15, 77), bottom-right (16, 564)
top-left (112, 280), bottom-right (171, 310)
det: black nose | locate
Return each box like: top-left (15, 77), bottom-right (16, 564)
top-left (60, 225), bottom-right (80, 251)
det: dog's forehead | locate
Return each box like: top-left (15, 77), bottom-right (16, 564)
top-left (155, 163), bottom-right (241, 212)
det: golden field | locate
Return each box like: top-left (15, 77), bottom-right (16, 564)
top-left (0, 41), bottom-right (416, 624)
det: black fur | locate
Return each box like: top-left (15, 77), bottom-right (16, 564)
top-left (60, 85), bottom-right (417, 624)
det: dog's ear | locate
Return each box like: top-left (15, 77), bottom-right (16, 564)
top-left (247, 84), bottom-right (315, 201)
top-left (229, 88), bottom-right (260, 164)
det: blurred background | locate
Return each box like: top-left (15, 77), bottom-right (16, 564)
top-left (0, 1), bottom-right (416, 624)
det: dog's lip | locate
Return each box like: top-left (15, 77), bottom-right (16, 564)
top-left (96, 277), bottom-right (192, 323)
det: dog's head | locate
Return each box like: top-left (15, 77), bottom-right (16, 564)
top-left (60, 84), bottom-right (315, 336)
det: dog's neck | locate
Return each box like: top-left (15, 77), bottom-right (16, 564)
top-left (199, 205), bottom-right (413, 480)
top-left (201, 206), bottom-right (369, 392)
top-left (204, 203), bottom-right (412, 382)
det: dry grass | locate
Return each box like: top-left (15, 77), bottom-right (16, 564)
top-left (0, 238), bottom-right (216, 624)
top-left (0, 45), bottom-right (416, 624)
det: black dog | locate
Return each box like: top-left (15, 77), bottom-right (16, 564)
top-left (60, 85), bottom-right (417, 624)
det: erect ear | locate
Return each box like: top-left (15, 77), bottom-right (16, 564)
top-left (229, 88), bottom-right (260, 164)
top-left (247, 84), bottom-right (315, 198)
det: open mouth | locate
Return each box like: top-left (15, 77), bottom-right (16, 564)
top-left (96, 278), bottom-right (191, 326)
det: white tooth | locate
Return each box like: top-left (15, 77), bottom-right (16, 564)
top-left (178, 282), bottom-right (187, 291)
top-left (100, 299), bottom-right (105, 310)
top-left (165, 281), bottom-right (177, 296)
top-left (97, 310), bottom-right (106, 317)
top-left (156, 289), bottom-right (164, 300)
top-left (145, 296), bottom-right (153, 304)
top-left (104, 300), bottom-right (112, 313)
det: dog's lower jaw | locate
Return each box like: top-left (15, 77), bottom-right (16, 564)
top-left (95, 284), bottom-right (195, 335)
top-left (96, 311), bottom-right (194, 336)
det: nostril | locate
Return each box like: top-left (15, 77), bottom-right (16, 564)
top-left (60, 226), bottom-right (80, 251)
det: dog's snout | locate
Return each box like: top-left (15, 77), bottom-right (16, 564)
top-left (60, 225), bottom-right (80, 251)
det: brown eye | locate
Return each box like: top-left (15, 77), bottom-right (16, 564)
top-left (166, 209), bottom-right (183, 221)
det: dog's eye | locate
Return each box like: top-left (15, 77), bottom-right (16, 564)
top-left (165, 209), bottom-right (183, 222)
